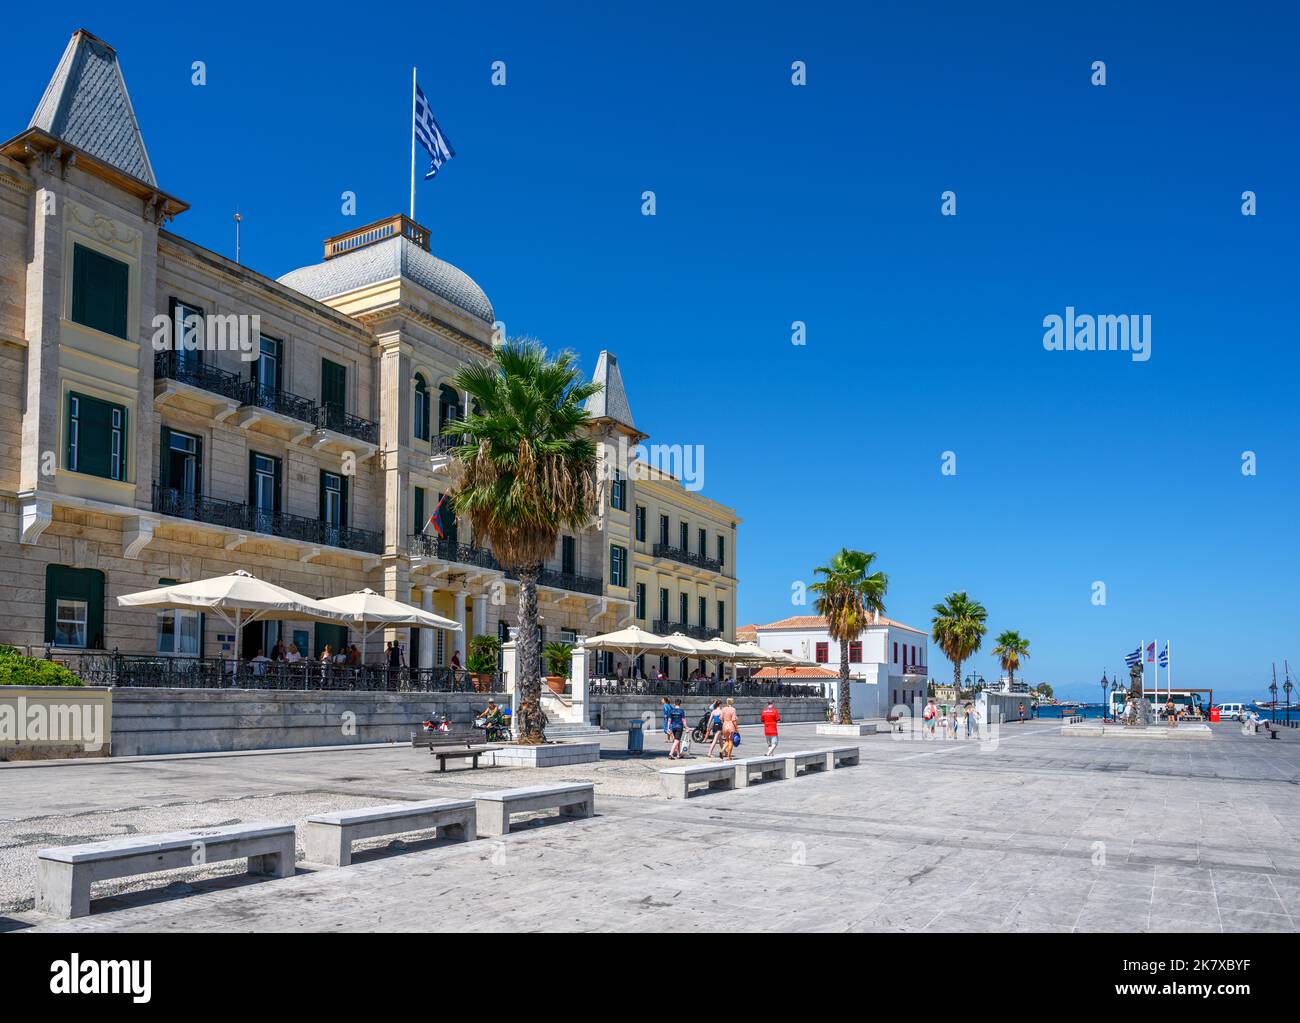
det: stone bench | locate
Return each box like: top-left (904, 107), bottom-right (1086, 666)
top-left (784, 748), bottom-right (834, 777)
top-left (659, 761), bottom-right (737, 799)
top-left (830, 745), bottom-right (861, 767)
top-left (36, 822), bottom-right (295, 919)
top-left (734, 755), bottom-right (786, 788)
top-left (303, 799), bottom-right (476, 867)
top-left (473, 783), bottom-right (595, 837)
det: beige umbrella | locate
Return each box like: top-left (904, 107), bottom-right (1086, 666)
top-left (316, 588), bottom-right (461, 664)
top-left (583, 625), bottom-right (697, 678)
top-left (117, 570), bottom-right (351, 660)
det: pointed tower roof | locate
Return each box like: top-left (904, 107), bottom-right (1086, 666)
top-left (28, 29), bottom-right (156, 187)
top-left (585, 350), bottom-right (637, 431)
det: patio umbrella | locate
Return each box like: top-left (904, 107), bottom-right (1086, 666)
top-left (315, 588), bottom-right (461, 664)
top-left (117, 570), bottom-right (351, 661)
top-left (583, 625), bottom-right (698, 677)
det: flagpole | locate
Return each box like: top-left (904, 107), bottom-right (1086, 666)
top-left (409, 67), bottom-right (417, 221)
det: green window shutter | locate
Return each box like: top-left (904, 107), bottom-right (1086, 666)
top-left (321, 359), bottom-right (345, 409)
top-left (318, 469), bottom-right (327, 521)
top-left (341, 474), bottom-right (349, 529)
top-left (44, 565), bottom-right (105, 647)
top-left (273, 457), bottom-right (282, 511)
top-left (193, 435), bottom-right (203, 497)
top-left (158, 426), bottom-right (172, 489)
top-left (71, 244), bottom-right (130, 339)
top-left (248, 451), bottom-right (257, 506)
top-left (414, 487), bottom-right (425, 535)
top-left (68, 392), bottom-right (126, 479)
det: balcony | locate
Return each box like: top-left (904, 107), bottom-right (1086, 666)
top-left (316, 402), bottom-right (379, 446)
top-left (652, 543), bottom-right (722, 574)
top-left (407, 535), bottom-right (603, 596)
top-left (652, 619), bottom-right (716, 642)
top-left (535, 568), bottom-right (603, 597)
top-left (241, 381), bottom-right (318, 427)
top-left (154, 483), bottom-right (382, 554)
top-left (154, 351), bottom-right (244, 403)
top-left (903, 663), bottom-right (928, 677)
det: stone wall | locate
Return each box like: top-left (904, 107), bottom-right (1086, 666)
top-left (109, 687), bottom-right (502, 756)
top-left (589, 695), bottom-right (828, 730)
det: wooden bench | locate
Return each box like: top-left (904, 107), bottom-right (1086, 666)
top-left (473, 783), bottom-right (595, 837)
top-left (783, 748), bottom-right (834, 778)
top-left (303, 799), bottom-right (476, 867)
top-left (36, 822), bottom-right (295, 919)
top-left (659, 761), bottom-right (737, 799)
top-left (829, 745), bottom-right (861, 767)
top-left (410, 724), bottom-right (496, 772)
top-left (734, 755), bottom-right (786, 788)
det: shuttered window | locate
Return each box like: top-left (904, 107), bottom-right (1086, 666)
top-left (67, 392), bottom-right (128, 480)
top-left (71, 244), bottom-right (129, 339)
top-left (44, 565), bottom-right (105, 649)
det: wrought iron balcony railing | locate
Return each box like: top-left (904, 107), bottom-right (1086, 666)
top-left (588, 678), bottom-right (821, 699)
top-left (652, 543), bottom-right (723, 573)
top-left (430, 432), bottom-right (464, 455)
top-left (651, 619), bottom-right (716, 642)
top-left (407, 535), bottom-right (603, 595)
top-left (316, 403), bottom-right (379, 445)
top-left (154, 483), bottom-right (382, 554)
top-left (154, 351), bottom-right (245, 402)
top-left (534, 567), bottom-right (603, 596)
top-left (241, 381), bottom-right (318, 425)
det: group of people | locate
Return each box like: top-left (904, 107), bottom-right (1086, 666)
top-left (1117, 695), bottom-right (1183, 727)
top-left (921, 699), bottom-right (982, 738)
top-left (661, 696), bottom-right (782, 760)
top-left (245, 639), bottom-right (407, 674)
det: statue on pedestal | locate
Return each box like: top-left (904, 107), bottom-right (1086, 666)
top-left (1128, 661), bottom-right (1149, 727)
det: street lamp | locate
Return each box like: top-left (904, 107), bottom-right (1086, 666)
top-left (1269, 677), bottom-right (1279, 723)
top-left (1100, 671), bottom-right (1109, 721)
top-left (1285, 677), bottom-right (1294, 725)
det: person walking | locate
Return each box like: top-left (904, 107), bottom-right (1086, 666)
top-left (1017, 701), bottom-right (1026, 724)
top-left (667, 698), bottom-right (688, 759)
top-left (718, 697), bottom-right (739, 760)
top-left (1165, 696), bottom-right (1177, 728)
top-left (948, 706), bottom-right (959, 739)
top-left (661, 696), bottom-right (673, 743)
top-left (706, 699), bottom-right (725, 758)
top-left (761, 699), bottom-right (781, 755)
top-left (923, 698), bottom-right (938, 738)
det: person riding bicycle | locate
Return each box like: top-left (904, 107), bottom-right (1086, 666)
top-left (478, 700), bottom-right (508, 740)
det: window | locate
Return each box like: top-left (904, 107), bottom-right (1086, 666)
top-left (155, 578), bottom-right (201, 655)
top-left (849, 640), bottom-right (863, 663)
top-left (893, 641), bottom-right (899, 664)
top-left (659, 588), bottom-right (669, 622)
top-left (71, 243), bottom-right (129, 339)
top-left (159, 427), bottom-right (201, 496)
top-left (679, 592), bottom-right (689, 625)
top-left (698, 528), bottom-right (707, 556)
top-left (561, 535), bottom-right (576, 575)
top-left (610, 469), bottom-right (625, 511)
top-left (717, 535), bottom-right (725, 568)
top-left (659, 514), bottom-right (669, 546)
top-left (609, 544), bottom-right (627, 587)
top-left (699, 596), bottom-right (707, 630)
top-left (635, 583), bottom-right (646, 620)
top-left (66, 392), bottom-right (128, 481)
top-left (635, 504), bottom-right (646, 542)
top-left (717, 600), bottom-right (725, 633)
top-left (255, 335), bottom-right (282, 393)
top-left (321, 359), bottom-right (346, 412)
top-left (320, 470), bottom-right (349, 543)
top-left (815, 642), bottom-right (829, 663)
top-left (561, 628), bottom-right (577, 644)
top-left (679, 521), bottom-right (688, 551)
top-left (413, 374), bottom-right (430, 441)
top-left (437, 383), bottom-right (461, 433)
top-left (169, 297), bottom-right (205, 369)
top-left (249, 453), bottom-right (281, 533)
top-left (414, 486), bottom-right (426, 535)
top-left (44, 565), bottom-right (105, 649)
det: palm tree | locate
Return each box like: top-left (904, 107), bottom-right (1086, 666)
top-left (992, 630), bottom-right (1030, 688)
top-left (810, 549), bottom-right (888, 724)
top-left (931, 592), bottom-right (988, 695)
top-left (446, 340), bottom-right (601, 744)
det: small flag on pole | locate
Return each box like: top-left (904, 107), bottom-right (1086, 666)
top-left (1145, 641), bottom-right (1156, 663)
top-left (414, 84), bottom-right (456, 181)
top-left (1158, 644), bottom-right (1169, 668)
top-left (425, 494), bottom-right (456, 538)
top-left (1124, 646), bottom-right (1141, 667)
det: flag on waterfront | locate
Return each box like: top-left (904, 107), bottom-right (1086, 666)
top-left (413, 83), bottom-right (455, 180)
top-left (1159, 644), bottom-right (1169, 668)
top-left (1145, 641), bottom-right (1156, 663)
top-left (426, 494), bottom-right (455, 538)
top-left (1124, 646), bottom-right (1141, 667)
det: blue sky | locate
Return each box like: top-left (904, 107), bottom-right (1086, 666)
top-left (7, 2), bottom-right (1298, 701)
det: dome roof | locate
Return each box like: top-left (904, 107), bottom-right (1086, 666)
top-left (278, 236), bottom-right (494, 325)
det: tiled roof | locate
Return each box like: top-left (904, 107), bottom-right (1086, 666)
top-left (278, 236), bottom-right (494, 324)
top-left (29, 30), bottom-right (156, 187)
top-left (584, 350), bottom-right (636, 429)
top-left (756, 613), bottom-right (926, 635)
top-left (735, 624), bottom-right (758, 643)
top-left (753, 665), bottom-right (839, 679)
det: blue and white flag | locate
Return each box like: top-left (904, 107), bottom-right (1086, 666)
top-left (1158, 644), bottom-right (1169, 668)
top-left (1124, 646), bottom-right (1141, 667)
top-left (414, 84), bottom-right (455, 180)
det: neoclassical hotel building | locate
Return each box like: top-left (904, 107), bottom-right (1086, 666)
top-left (0, 30), bottom-right (740, 676)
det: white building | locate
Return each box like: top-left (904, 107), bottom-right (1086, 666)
top-left (753, 613), bottom-right (929, 719)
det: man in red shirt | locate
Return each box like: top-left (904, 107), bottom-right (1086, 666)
top-left (761, 700), bottom-right (782, 755)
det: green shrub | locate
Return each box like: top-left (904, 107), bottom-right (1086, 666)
top-left (0, 645), bottom-right (85, 687)
top-left (466, 634), bottom-right (501, 674)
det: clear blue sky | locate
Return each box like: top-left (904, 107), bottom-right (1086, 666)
top-left (7, 2), bottom-right (1298, 702)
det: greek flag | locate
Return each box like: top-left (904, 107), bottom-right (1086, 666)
top-left (1158, 644), bottom-right (1169, 668)
top-left (414, 84), bottom-right (455, 180)
top-left (1124, 646), bottom-right (1141, 667)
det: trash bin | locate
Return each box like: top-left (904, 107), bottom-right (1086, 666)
top-left (1209, 707), bottom-right (1221, 723)
top-left (627, 719), bottom-right (644, 754)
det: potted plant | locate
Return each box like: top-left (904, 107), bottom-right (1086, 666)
top-left (466, 634), bottom-right (501, 693)
top-left (543, 641), bottom-right (573, 694)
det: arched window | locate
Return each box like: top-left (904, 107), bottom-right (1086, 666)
top-left (413, 374), bottom-right (430, 441)
top-left (438, 383), bottom-right (462, 434)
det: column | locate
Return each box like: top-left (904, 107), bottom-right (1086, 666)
top-left (501, 635), bottom-right (519, 738)
top-left (472, 593), bottom-right (486, 637)
top-left (571, 639), bottom-right (590, 721)
top-left (419, 589), bottom-right (434, 670)
top-left (453, 591), bottom-right (468, 665)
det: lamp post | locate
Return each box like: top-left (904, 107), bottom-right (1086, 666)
top-left (1268, 671), bottom-right (1278, 724)
top-left (1110, 679), bottom-right (1120, 720)
top-left (1100, 671), bottom-right (1109, 721)
top-left (1285, 677), bottom-right (1294, 725)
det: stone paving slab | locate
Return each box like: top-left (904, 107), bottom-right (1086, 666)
top-left (2, 721), bottom-right (1299, 932)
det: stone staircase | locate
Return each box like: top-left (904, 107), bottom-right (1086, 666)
top-left (543, 721), bottom-right (609, 741)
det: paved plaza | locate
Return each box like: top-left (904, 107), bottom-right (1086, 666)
top-left (2, 720), bottom-right (1299, 932)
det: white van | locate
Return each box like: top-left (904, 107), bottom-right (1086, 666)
top-left (1217, 703), bottom-right (1245, 721)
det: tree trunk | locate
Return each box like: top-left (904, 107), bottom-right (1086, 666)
top-left (838, 639), bottom-right (852, 724)
top-left (953, 659), bottom-right (962, 694)
top-left (515, 566), bottom-right (547, 744)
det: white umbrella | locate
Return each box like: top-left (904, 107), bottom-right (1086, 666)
top-left (316, 588), bottom-right (461, 664)
top-left (583, 625), bottom-right (697, 678)
top-left (117, 570), bottom-right (351, 660)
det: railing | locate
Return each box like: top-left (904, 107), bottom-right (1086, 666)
top-left (535, 568), bottom-right (603, 596)
top-left (903, 664), bottom-right (928, 676)
top-left (241, 381), bottom-right (318, 425)
top-left (316, 403), bottom-right (379, 445)
top-left (651, 620), bottom-right (715, 641)
top-left (154, 351), bottom-right (245, 402)
top-left (324, 214), bottom-right (429, 259)
top-left (154, 483), bottom-right (383, 554)
top-left (430, 433), bottom-right (464, 455)
top-left (58, 651), bottom-right (502, 693)
top-left (652, 543), bottom-right (722, 573)
top-left (408, 535), bottom-right (604, 596)
top-left (588, 678), bottom-right (821, 699)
